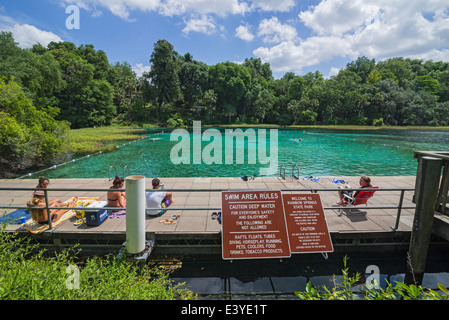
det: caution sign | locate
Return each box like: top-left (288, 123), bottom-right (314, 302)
top-left (221, 190), bottom-right (291, 260)
top-left (282, 193), bottom-right (333, 254)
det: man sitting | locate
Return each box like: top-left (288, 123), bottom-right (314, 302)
top-left (145, 178), bottom-right (175, 217)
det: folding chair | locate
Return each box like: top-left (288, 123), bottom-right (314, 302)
top-left (339, 187), bottom-right (378, 214)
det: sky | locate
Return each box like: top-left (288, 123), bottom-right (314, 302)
top-left (1, 0), bottom-right (449, 79)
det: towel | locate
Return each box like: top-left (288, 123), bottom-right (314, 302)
top-left (21, 197), bottom-right (100, 234)
top-left (0, 209), bottom-right (31, 225)
top-left (332, 178), bottom-right (347, 184)
top-left (108, 210), bottom-right (126, 218)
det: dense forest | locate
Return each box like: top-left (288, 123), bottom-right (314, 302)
top-left (1, 30), bottom-right (449, 176)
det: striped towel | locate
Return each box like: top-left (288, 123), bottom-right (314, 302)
top-left (21, 197), bottom-right (100, 234)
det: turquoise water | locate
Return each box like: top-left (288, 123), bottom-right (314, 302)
top-left (22, 128), bottom-right (449, 179)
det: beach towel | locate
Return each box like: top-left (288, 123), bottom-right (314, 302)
top-left (0, 208), bottom-right (31, 225)
top-left (21, 197), bottom-right (100, 234)
top-left (108, 210), bottom-right (126, 218)
top-left (303, 175), bottom-right (320, 182)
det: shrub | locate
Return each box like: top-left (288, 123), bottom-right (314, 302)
top-left (0, 225), bottom-right (196, 300)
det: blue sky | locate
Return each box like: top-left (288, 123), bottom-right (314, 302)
top-left (1, 0), bottom-right (449, 79)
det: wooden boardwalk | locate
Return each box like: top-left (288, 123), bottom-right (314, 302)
top-left (1, 176), bottom-right (417, 244)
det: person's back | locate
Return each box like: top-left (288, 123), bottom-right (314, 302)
top-left (146, 178), bottom-right (173, 216)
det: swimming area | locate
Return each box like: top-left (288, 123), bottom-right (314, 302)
top-left (19, 128), bottom-right (449, 179)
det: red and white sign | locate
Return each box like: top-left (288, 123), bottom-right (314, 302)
top-left (282, 193), bottom-right (333, 254)
top-left (221, 190), bottom-right (291, 260)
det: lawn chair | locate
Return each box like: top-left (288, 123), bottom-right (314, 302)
top-left (339, 187), bottom-right (378, 214)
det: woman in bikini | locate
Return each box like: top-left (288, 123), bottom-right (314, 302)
top-left (27, 176), bottom-right (78, 224)
top-left (107, 176), bottom-right (126, 217)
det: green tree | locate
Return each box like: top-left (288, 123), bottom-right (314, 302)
top-left (346, 56), bottom-right (376, 84)
top-left (47, 41), bottom-right (116, 128)
top-left (208, 62), bottom-right (251, 122)
top-left (109, 62), bottom-right (138, 123)
top-left (178, 53), bottom-right (208, 110)
top-left (0, 79), bottom-right (69, 176)
top-left (414, 75), bottom-right (440, 95)
top-left (147, 40), bottom-right (180, 120)
top-left (203, 89), bottom-right (217, 123)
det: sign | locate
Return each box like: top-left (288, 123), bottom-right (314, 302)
top-left (221, 190), bottom-right (291, 260)
top-left (282, 193), bottom-right (333, 254)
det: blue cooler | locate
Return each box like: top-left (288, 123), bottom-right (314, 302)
top-left (85, 201), bottom-right (108, 226)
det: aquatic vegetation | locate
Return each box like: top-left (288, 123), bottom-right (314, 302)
top-left (295, 256), bottom-right (449, 300)
top-left (68, 125), bottom-right (146, 155)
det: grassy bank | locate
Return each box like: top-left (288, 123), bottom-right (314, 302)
top-left (68, 125), bottom-right (150, 155)
top-left (68, 123), bottom-right (449, 155)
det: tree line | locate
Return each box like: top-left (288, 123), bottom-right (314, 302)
top-left (2, 33), bottom-right (449, 129)
top-left (1, 32), bottom-right (449, 175)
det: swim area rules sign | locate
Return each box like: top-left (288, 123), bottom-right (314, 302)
top-left (221, 191), bottom-right (291, 260)
top-left (221, 191), bottom-right (333, 260)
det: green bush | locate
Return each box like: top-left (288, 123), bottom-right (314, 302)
top-left (296, 256), bottom-right (449, 300)
top-left (0, 225), bottom-right (196, 300)
top-left (372, 117), bottom-right (384, 126)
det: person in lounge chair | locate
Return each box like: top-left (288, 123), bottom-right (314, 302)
top-left (145, 178), bottom-right (175, 217)
top-left (27, 176), bottom-right (78, 224)
top-left (337, 176), bottom-right (372, 204)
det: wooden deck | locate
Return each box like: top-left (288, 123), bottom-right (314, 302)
top-left (1, 176), bottom-right (417, 249)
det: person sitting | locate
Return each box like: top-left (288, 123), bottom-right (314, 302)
top-left (107, 176), bottom-right (126, 217)
top-left (337, 176), bottom-right (372, 204)
top-left (27, 176), bottom-right (78, 224)
top-left (145, 178), bottom-right (174, 217)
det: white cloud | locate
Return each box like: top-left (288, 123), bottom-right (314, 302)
top-left (255, 0), bottom-right (449, 74)
top-left (0, 14), bottom-right (63, 48)
top-left (63, 0), bottom-right (250, 19)
top-left (62, 0), bottom-right (159, 21)
top-left (182, 15), bottom-right (217, 35)
top-left (6, 23), bottom-right (63, 48)
top-left (257, 16), bottom-right (297, 43)
top-left (235, 24), bottom-right (254, 41)
top-left (327, 67), bottom-right (340, 78)
top-left (159, 0), bottom-right (249, 17)
top-left (132, 63), bottom-right (151, 77)
top-left (251, 0), bottom-right (296, 12)
top-left (254, 36), bottom-right (353, 73)
top-left (298, 0), bottom-right (381, 36)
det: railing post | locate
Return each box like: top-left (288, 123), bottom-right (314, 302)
top-left (125, 175), bottom-right (146, 254)
top-left (43, 189), bottom-right (53, 231)
top-left (405, 156), bottom-right (442, 286)
top-left (391, 189), bottom-right (405, 231)
top-left (279, 165), bottom-right (285, 180)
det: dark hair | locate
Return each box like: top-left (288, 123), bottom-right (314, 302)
top-left (361, 176), bottom-right (372, 187)
top-left (152, 178), bottom-right (160, 188)
top-left (37, 176), bottom-right (49, 188)
top-left (112, 176), bottom-right (125, 188)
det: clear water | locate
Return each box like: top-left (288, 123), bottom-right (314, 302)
top-left (22, 128), bottom-right (449, 179)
